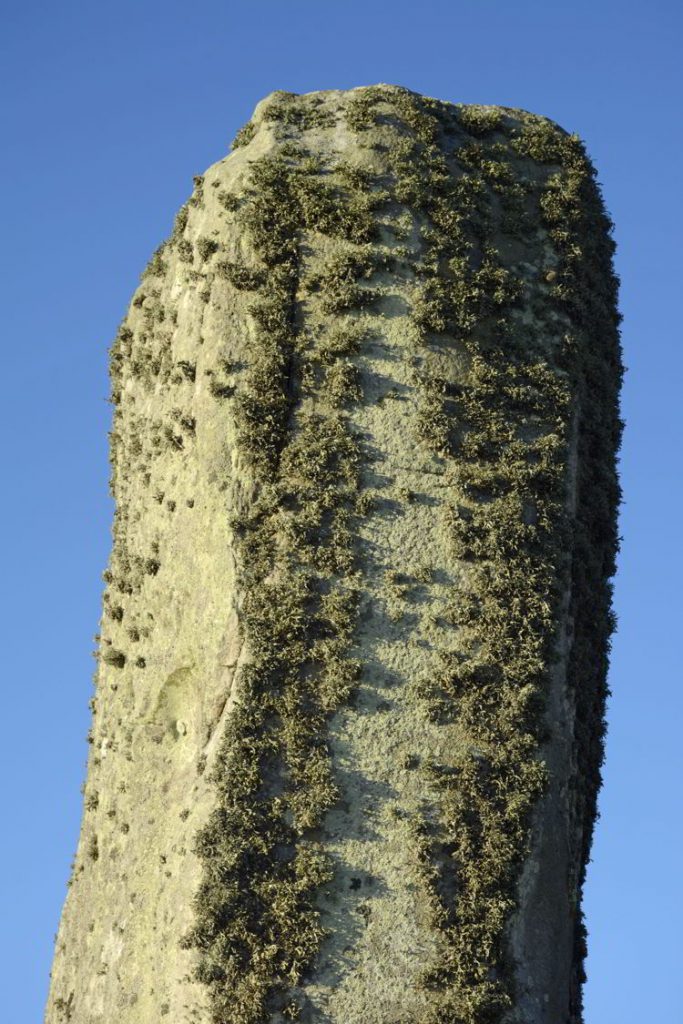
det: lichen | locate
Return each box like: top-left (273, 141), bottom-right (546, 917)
top-left (342, 85), bottom-right (621, 1023)
top-left (231, 119), bottom-right (257, 149)
top-left (180, 127), bottom-right (382, 1024)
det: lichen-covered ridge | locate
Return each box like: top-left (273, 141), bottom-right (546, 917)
top-left (45, 85), bottom-right (621, 1024)
top-left (337, 86), bottom-right (622, 1024)
top-left (178, 139), bottom-right (384, 1024)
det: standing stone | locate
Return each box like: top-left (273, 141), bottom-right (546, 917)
top-left (45, 85), bottom-right (622, 1024)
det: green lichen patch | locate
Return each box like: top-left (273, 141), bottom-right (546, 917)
top-left (231, 119), bottom-right (257, 149)
top-left (454, 105), bottom-right (504, 137)
top-left (262, 91), bottom-right (337, 132)
top-left (347, 88), bottom-right (621, 1024)
top-left (181, 129), bottom-right (383, 1024)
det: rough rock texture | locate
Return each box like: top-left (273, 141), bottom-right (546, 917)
top-left (45, 86), bottom-right (622, 1024)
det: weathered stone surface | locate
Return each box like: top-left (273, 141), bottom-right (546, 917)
top-left (45, 86), bottom-right (621, 1024)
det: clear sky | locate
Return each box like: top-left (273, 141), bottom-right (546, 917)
top-left (1, 2), bottom-right (681, 1021)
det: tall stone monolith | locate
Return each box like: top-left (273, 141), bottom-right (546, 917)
top-left (45, 85), bottom-right (622, 1024)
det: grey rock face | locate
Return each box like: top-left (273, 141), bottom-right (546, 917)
top-left (45, 86), bottom-right (621, 1024)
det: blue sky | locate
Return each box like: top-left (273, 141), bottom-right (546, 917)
top-left (1, 2), bottom-right (681, 1021)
